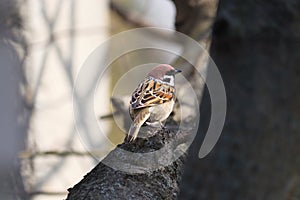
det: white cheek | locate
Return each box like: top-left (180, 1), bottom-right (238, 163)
top-left (170, 77), bottom-right (174, 86)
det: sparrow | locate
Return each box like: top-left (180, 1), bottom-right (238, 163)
top-left (126, 64), bottom-right (181, 143)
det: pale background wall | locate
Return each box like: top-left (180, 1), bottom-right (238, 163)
top-left (22, 0), bottom-right (110, 199)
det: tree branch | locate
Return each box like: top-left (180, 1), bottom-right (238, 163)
top-left (66, 0), bottom-right (219, 199)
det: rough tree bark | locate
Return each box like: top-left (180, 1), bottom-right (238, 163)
top-left (66, 0), bottom-right (219, 199)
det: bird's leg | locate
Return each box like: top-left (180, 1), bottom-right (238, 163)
top-left (159, 121), bottom-right (165, 129)
top-left (160, 121), bottom-right (171, 135)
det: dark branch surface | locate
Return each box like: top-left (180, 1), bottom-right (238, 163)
top-left (66, 129), bottom-right (187, 200)
top-left (67, 159), bottom-right (184, 200)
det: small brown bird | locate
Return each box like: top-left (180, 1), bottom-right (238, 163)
top-left (126, 64), bottom-right (181, 142)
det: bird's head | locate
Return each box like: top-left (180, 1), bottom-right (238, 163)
top-left (147, 64), bottom-right (181, 86)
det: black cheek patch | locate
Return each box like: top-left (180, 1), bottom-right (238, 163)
top-left (163, 78), bottom-right (170, 83)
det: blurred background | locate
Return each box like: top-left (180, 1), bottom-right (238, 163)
top-left (0, 0), bottom-right (176, 199)
top-left (0, 0), bottom-right (300, 199)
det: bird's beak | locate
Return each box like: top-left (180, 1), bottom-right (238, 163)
top-left (174, 68), bottom-right (182, 74)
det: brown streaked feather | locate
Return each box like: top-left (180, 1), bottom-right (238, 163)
top-left (130, 78), bottom-right (175, 110)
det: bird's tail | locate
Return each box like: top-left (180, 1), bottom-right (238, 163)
top-left (126, 109), bottom-right (150, 143)
top-left (126, 124), bottom-right (141, 143)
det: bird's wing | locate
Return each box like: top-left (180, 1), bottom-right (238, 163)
top-left (130, 78), bottom-right (175, 109)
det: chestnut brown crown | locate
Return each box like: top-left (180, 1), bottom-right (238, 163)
top-left (147, 64), bottom-right (181, 81)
